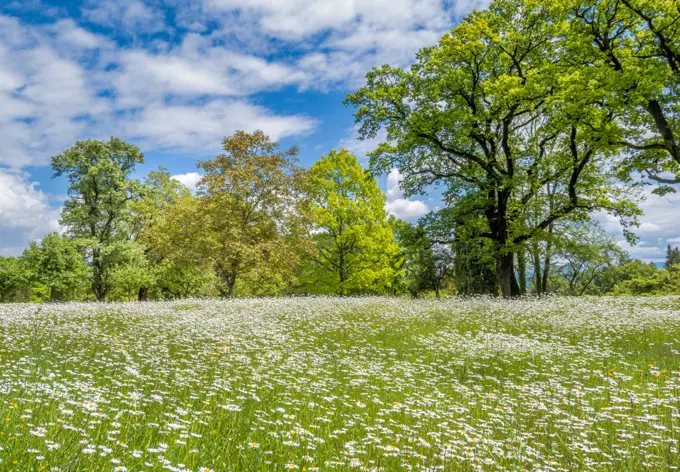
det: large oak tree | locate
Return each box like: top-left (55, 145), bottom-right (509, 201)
top-left (347, 0), bottom-right (641, 297)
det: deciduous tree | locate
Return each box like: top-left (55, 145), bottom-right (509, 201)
top-left (301, 149), bottom-right (400, 295)
top-left (22, 233), bottom-right (89, 301)
top-left (347, 0), bottom-right (640, 297)
top-left (197, 130), bottom-right (309, 297)
top-left (51, 138), bottom-right (144, 301)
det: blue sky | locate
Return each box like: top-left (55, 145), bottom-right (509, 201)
top-left (0, 0), bottom-right (678, 260)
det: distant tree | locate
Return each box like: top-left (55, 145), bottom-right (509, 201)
top-left (131, 168), bottom-right (192, 300)
top-left (51, 138), bottom-right (144, 301)
top-left (107, 240), bottom-right (156, 301)
top-left (391, 218), bottom-right (454, 298)
top-left (666, 244), bottom-right (680, 269)
top-left (301, 149), bottom-right (400, 295)
top-left (604, 260), bottom-right (680, 296)
top-left (552, 224), bottom-right (626, 296)
top-left (131, 168), bottom-right (191, 240)
top-left (139, 193), bottom-right (215, 298)
top-left (197, 130), bottom-right (310, 297)
top-left (22, 233), bottom-right (89, 301)
top-left (0, 256), bottom-right (26, 302)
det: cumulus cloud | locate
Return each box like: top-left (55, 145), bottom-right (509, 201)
top-left (50, 19), bottom-right (106, 49)
top-left (171, 172), bottom-right (202, 190)
top-left (384, 169), bottom-right (429, 222)
top-left (0, 169), bottom-right (61, 256)
top-left (112, 46), bottom-right (309, 103)
top-left (81, 0), bottom-right (167, 34)
top-left (119, 100), bottom-right (316, 151)
top-left (198, 0), bottom-right (489, 88)
top-left (0, 15), bottom-right (109, 167)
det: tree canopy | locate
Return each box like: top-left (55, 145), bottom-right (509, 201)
top-left (301, 149), bottom-right (400, 295)
top-left (52, 137), bottom-right (144, 301)
top-left (345, 0), bottom-right (675, 297)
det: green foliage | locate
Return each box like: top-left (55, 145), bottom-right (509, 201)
top-left (196, 130), bottom-right (310, 297)
top-left (21, 233), bottom-right (89, 301)
top-left (551, 224), bottom-right (627, 296)
top-left (301, 149), bottom-right (400, 295)
top-left (666, 245), bottom-right (680, 269)
top-left (154, 261), bottom-right (215, 299)
top-left (604, 261), bottom-right (680, 296)
top-left (0, 256), bottom-right (27, 302)
top-left (52, 137), bottom-right (144, 301)
top-left (106, 240), bottom-right (156, 301)
top-left (391, 218), bottom-right (454, 297)
top-left (564, 0), bottom-right (680, 183)
top-left (139, 193), bottom-right (214, 298)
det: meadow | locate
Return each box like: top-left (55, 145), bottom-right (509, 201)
top-left (0, 297), bottom-right (679, 471)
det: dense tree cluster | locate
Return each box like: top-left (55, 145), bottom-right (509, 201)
top-left (2, 0), bottom-right (679, 300)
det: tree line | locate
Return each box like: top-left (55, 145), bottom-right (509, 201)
top-left (1, 0), bottom-right (680, 301)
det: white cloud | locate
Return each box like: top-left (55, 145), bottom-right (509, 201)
top-left (204, 0), bottom-right (480, 40)
top-left (0, 15), bottom-right (111, 167)
top-left (82, 0), bottom-right (166, 33)
top-left (120, 100), bottom-right (316, 151)
top-left (384, 168), bottom-right (429, 221)
top-left (51, 19), bottom-right (105, 49)
top-left (386, 198), bottom-right (430, 222)
top-left (112, 43), bottom-right (308, 104)
top-left (616, 241), bottom-right (666, 261)
top-left (171, 172), bottom-right (202, 190)
top-left (0, 169), bottom-right (61, 256)
top-left (200, 0), bottom-right (480, 89)
top-left (669, 237), bottom-right (680, 244)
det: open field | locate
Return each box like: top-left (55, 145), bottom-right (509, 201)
top-left (0, 298), bottom-right (679, 471)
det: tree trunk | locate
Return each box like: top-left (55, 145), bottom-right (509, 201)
top-left (137, 287), bottom-right (149, 302)
top-left (647, 99), bottom-right (680, 166)
top-left (226, 274), bottom-right (236, 298)
top-left (542, 224), bottom-right (553, 294)
top-left (498, 252), bottom-right (521, 298)
top-left (92, 248), bottom-right (106, 302)
top-left (493, 190), bottom-right (520, 299)
top-left (50, 287), bottom-right (62, 303)
top-left (338, 249), bottom-right (346, 297)
top-left (517, 248), bottom-right (527, 295)
top-left (532, 240), bottom-right (543, 296)
top-left (217, 264), bottom-right (238, 298)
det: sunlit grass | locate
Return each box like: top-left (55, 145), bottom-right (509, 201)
top-left (0, 297), bottom-right (679, 471)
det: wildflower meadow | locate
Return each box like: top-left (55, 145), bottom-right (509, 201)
top-left (0, 297), bottom-right (678, 471)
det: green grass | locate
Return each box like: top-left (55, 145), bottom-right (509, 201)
top-left (0, 297), bottom-right (678, 471)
